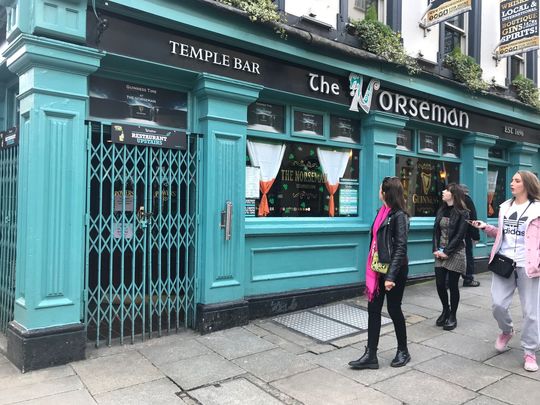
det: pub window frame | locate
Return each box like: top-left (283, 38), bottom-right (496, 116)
top-left (441, 13), bottom-right (468, 59)
top-left (246, 98), bottom-right (363, 221)
top-left (487, 143), bottom-right (510, 220)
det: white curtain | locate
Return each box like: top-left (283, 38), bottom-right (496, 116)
top-left (247, 140), bottom-right (286, 182)
top-left (316, 148), bottom-right (350, 186)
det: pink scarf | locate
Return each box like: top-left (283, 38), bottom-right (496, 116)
top-left (365, 205), bottom-right (391, 301)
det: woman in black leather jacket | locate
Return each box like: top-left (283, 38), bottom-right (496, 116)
top-left (432, 183), bottom-right (470, 331)
top-left (349, 177), bottom-right (410, 370)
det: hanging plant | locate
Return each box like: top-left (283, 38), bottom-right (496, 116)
top-left (348, 6), bottom-right (419, 75)
top-left (217, 0), bottom-right (286, 37)
top-left (443, 48), bottom-right (489, 92)
top-left (511, 74), bottom-right (540, 110)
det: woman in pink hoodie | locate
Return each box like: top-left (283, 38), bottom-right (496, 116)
top-left (472, 170), bottom-right (540, 372)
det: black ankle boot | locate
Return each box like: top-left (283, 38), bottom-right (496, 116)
top-left (443, 313), bottom-right (457, 330)
top-left (391, 348), bottom-right (411, 367)
top-left (348, 347), bottom-right (379, 370)
top-left (436, 308), bottom-right (449, 327)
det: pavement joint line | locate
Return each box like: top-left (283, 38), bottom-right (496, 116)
top-left (242, 372), bottom-right (304, 405)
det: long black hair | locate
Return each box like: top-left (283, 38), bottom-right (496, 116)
top-left (441, 183), bottom-right (468, 211)
top-left (382, 176), bottom-right (407, 213)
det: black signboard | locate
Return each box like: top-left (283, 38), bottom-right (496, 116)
top-left (0, 127), bottom-right (18, 149)
top-left (499, 0), bottom-right (539, 57)
top-left (247, 102), bottom-right (284, 133)
top-left (330, 116), bottom-right (360, 143)
top-left (89, 76), bottom-right (188, 128)
top-left (87, 10), bottom-right (540, 146)
top-left (111, 123), bottom-right (187, 149)
top-left (293, 111), bottom-right (324, 136)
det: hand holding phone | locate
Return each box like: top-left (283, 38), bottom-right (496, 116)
top-left (467, 220), bottom-right (487, 229)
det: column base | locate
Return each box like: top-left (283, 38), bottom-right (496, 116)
top-left (196, 301), bottom-right (249, 334)
top-left (7, 321), bottom-right (86, 372)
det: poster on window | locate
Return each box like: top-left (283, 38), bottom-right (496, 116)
top-left (419, 132), bottom-right (439, 153)
top-left (293, 111), bottom-right (324, 136)
top-left (442, 137), bottom-right (460, 158)
top-left (330, 116), bottom-right (360, 143)
top-left (247, 102), bottom-right (284, 133)
top-left (499, 0), bottom-right (539, 57)
top-left (338, 179), bottom-right (359, 216)
top-left (421, 0), bottom-right (472, 28)
top-left (0, 127), bottom-right (18, 149)
top-left (89, 76), bottom-right (188, 128)
top-left (396, 129), bottom-right (413, 151)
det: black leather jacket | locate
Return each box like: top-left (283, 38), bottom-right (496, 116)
top-left (373, 209), bottom-right (409, 282)
top-left (432, 206), bottom-right (470, 256)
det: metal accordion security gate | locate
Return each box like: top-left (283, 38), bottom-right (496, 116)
top-left (85, 122), bottom-right (199, 347)
top-left (0, 140), bottom-right (18, 334)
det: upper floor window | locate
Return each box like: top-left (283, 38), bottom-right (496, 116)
top-left (355, 0), bottom-right (378, 12)
top-left (508, 54), bottom-right (525, 83)
top-left (443, 14), bottom-right (466, 56)
top-left (285, 0), bottom-right (340, 29)
top-left (350, 0), bottom-right (384, 22)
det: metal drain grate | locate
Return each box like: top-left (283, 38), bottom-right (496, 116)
top-left (273, 303), bottom-right (392, 342)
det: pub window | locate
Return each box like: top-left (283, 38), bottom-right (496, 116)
top-left (293, 109), bottom-right (324, 137)
top-left (330, 115), bottom-right (360, 143)
top-left (396, 130), bottom-right (461, 217)
top-left (247, 101), bottom-right (285, 134)
top-left (443, 14), bottom-right (466, 57)
top-left (487, 166), bottom-right (507, 219)
top-left (246, 139), bottom-right (359, 217)
top-left (419, 132), bottom-right (439, 154)
top-left (508, 54), bottom-right (524, 83)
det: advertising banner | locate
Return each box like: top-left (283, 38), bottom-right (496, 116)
top-left (421, 0), bottom-right (472, 28)
top-left (111, 123), bottom-right (187, 150)
top-left (499, 0), bottom-right (539, 57)
top-left (0, 127), bottom-right (18, 149)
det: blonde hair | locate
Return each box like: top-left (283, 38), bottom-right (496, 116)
top-left (517, 170), bottom-right (540, 201)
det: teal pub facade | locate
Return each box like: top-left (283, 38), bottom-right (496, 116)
top-left (0, 0), bottom-right (539, 371)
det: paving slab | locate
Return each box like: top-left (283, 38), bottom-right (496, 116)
top-left (0, 352), bottom-right (8, 365)
top-left (261, 333), bottom-right (307, 355)
top-left (71, 351), bottom-right (163, 395)
top-left (139, 337), bottom-right (211, 366)
top-left (308, 346), bottom-right (408, 386)
top-left (189, 377), bottom-right (284, 405)
top-left (398, 319), bottom-right (447, 343)
top-left (372, 369), bottom-right (477, 405)
top-left (159, 353), bottom-right (245, 390)
top-left (414, 353), bottom-right (510, 391)
top-left (352, 333), bottom-right (398, 353)
top-left (0, 375), bottom-right (84, 405)
top-left (479, 374), bottom-right (540, 405)
top-left (254, 320), bottom-right (317, 347)
top-left (485, 348), bottom-right (540, 382)
top-left (0, 363), bottom-right (75, 390)
top-left (422, 330), bottom-right (498, 362)
top-left (232, 347), bottom-right (316, 382)
top-left (196, 327), bottom-right (275, 359)
top-left (94, 378), bottom-right (186, 404)
top-left (14, 388), bottom-right (96, 405)
top-left (272, 367), bottom-right (401, 405)
top-left (464, 395), bottom-right (509, 405)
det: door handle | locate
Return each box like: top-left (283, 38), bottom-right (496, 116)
top-left (220, 201), bottom-right (232, 241)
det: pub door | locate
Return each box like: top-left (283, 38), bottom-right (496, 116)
top-left (84, 122), bottom-right (199, 346)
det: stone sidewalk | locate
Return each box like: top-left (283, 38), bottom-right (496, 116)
top-left (1, 272), bottom-right (539, 405)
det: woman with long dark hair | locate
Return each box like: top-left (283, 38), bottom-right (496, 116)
top-left (349, 177), bottom-right (410, 370)
top-left (471, 170), bottom-right (540, 372)
top-left (432, 183), bottom-right (469, 331)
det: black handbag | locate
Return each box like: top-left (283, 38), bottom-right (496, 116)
top-left (488, 253), bottom-right (516, 278)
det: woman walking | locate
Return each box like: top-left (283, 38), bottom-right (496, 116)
top-left (471, 170), bottom-right (540, 372)
top-left (432, 183), bottom-right (470, 331)
top-left (349, 177), bottom-right (410, 370)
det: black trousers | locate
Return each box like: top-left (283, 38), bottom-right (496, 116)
top-left (435, 267), bottom-right (460, 314)
top-left (367, 267), bottom-right (408, 351)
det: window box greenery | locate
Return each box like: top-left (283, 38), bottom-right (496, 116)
top-left (511, 74), bottom-right (540, 110)
top-left (217, 0), bottom-right (286, 36)
top-left (443, 48), bottom-right (488, 93)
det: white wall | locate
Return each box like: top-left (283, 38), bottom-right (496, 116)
top-left (286, 0), bottom-right (340, 28)
top-left (400, 0), bottom-right (439, 63)
top-left (480, 0), bottom-right (507, 86)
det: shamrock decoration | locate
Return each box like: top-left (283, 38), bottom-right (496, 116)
top-left (282, 184), bottom-right (288, 190)
top-left (300, 202), bottom-right (306, 208)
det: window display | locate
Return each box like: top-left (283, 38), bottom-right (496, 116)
top-left (419, 132), bottom-right (439, 153)
top-left (396, 156), bottom-right (460, 216)
top-left (442, 137), bottom-right (460, 158)
top-left (396, 129), bottom-right (413, 151)
top-left (246, 139), bottom-right (359, 217)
